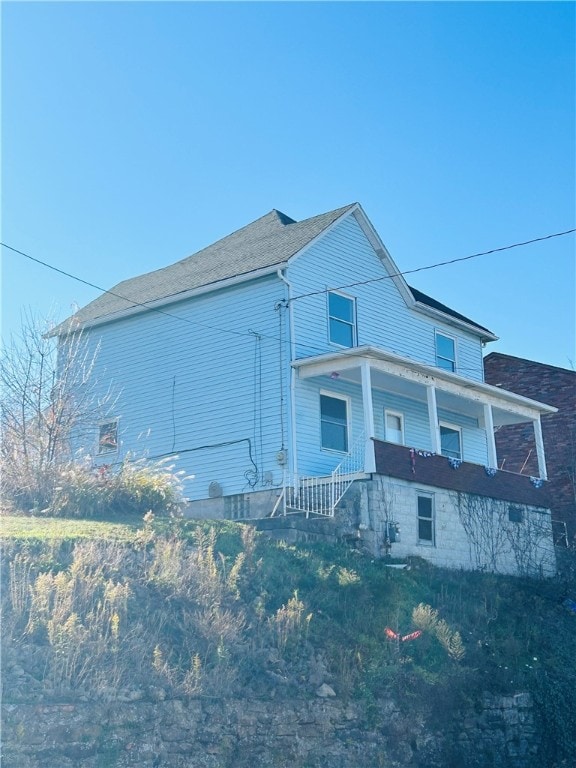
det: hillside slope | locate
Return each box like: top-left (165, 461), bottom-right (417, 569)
top-left (1, 514), bottom-right (575, 767)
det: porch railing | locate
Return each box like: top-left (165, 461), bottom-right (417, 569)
top-left (274, 431), bottom-right (366, 518)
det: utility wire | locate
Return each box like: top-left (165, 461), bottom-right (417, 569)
top-left (0, 242), bottom-right (249, 340)
top-left (2, 227), bottom-right (574, 348)
top-left (288, 229), bottom-right (576, 302)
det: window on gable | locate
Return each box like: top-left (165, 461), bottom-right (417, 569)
top-left (508, 506), bottom-right (524, 523)
top-left (98, 420), bottom-right (118, 455)
top-left (440, 423), bottom-right (462, 460)
top-left (320, 393), bottom-right (349, 453)
top-left (436, 332), bottom-right (456, 372)
top-left (385, 410), bottom-right (405, 445)
top-left (328, 291), bottom-right (356, 347)
top-left (417, 494), bottom-right (435, 545)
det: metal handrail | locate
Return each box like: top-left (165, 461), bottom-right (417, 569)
top-left (277, 431), bottom-right (365, 517)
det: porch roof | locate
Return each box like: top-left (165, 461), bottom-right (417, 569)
top-left (293, 345), bottom-right (557, 426)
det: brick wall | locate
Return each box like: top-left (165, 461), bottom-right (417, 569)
top-left (484, 353), bottom-right (576, 544)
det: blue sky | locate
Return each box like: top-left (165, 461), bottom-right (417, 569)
top-left (2, 1), bottom-right (575, 369)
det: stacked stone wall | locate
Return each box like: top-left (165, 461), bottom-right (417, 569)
top-left (1, 692), bottom-right (541, 768)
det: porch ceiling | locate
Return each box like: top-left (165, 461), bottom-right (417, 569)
top-left (293, 345), bottom-right (557, 426)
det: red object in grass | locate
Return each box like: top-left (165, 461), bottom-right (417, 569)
top-left (384, 627), bottom-right (423, 642)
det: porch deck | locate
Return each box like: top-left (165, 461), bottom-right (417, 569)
top-left (373, 439), bottom-right (551, 508)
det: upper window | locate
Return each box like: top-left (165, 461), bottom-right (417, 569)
top-left (385, 410), bottom-right (405, 445)
top-left (440, 423), bottom-right (462, 460)
top-left (435, 332), bottom-right (456, 372)
top-left (98, 420), bottom-right (118, 455)
top-left (328, 291), bottom-right (356, 347)
top-left (320, 393), bottom-right (349, 453)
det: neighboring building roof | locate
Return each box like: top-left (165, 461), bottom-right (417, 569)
top-left (53, 203), bottom-right (494, 340)
top-left (484, 352), bottom-right (575, 385)
top-left (408, 286), bottom-right (495, 337)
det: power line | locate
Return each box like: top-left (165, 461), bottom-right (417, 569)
top-left (0, 241), bottom-right (250, 340)
top-left (2, 226), bottom-right (574, 351)
top-left (288, 228), bottom-right (576, 302)
top-left (0, 237), bottom-right (321, 355)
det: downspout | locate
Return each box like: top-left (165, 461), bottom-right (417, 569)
top-left (277, 269), bottom-right (298, 477)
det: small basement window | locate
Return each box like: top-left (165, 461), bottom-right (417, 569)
top-left (508, 506), bottom-right (524, 523)
top-left (417, 493), bottom-right (435, 545)
top-left (98, 420), bottom-right (118, 455)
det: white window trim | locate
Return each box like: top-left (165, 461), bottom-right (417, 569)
top-left (384, 409), bottom-right (405, 445)
top-left (439, 421), bottom-right (463, 460)
top-left (327, 290), bottom-right (357, 348)
top-left (435, 330), bottom-right (457, 372)
top-left (319, 389), bottom-right (351, 454)
top-left (416, 491), bottom-right (435, 546)
top-left (97, 418), bottom-right (119, 456)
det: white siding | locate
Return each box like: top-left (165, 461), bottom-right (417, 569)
top-left (287, 215), bottom-right (490, 475)
top-left (287, 215), bottom-right (485, 379)
top-left (294, 379), bottom-right (489, 477)
top-left (79, 275), bottom-right (290, 501)
top-left (76, 212), bottom-right (493, 501)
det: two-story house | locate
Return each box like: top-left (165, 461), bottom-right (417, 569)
top-left (54, 204), bottom-right (557, 575)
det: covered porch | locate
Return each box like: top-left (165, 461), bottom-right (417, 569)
top-left (293, 345), bottom-right (557, 482)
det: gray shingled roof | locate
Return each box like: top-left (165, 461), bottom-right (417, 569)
top-left (54, 202), bottom-right (494, 340)
top-left (408, 285), bottom-right (495, 337)
top-left (55, 204), bottom-right (356, 331)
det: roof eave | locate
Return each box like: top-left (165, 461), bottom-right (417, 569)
top-left (412, 301), bottom-right (498, 342)
top-left (51, 263), bottom-right (287, 336)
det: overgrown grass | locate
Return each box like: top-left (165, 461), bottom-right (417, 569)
top-left (2, 514), bottom-right (575, 765)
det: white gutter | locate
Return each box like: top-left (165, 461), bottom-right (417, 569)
top-left (51, 264), bottom-right (289, 337)
top-left (412, 302), bottom-right (498, 343)
top-left (277, 268), bottom-right (298, 476)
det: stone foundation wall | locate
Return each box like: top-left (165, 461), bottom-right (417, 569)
top-left (1, 692), bottom-right (540, 768)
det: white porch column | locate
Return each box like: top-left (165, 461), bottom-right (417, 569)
top-left (483, 404), bottom-right (498, 468)
top-left (426, 385), bottom-right (441, 454)
top-left (532, 417), bottom-right (548, 480)
top-left (360, 361), bottom-right (376, 473)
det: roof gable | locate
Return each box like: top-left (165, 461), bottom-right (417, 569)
top-left (53, 202), bottom-right (495, 342)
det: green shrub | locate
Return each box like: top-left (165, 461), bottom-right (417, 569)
top-left (42, 457), bottom-right (185, 518)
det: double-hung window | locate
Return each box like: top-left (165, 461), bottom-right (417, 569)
top-left (320, 392), bottom-right (349, 453)
top-left (417, 493), bottom-right (435, 545)
top-left (435, 332), bottom-right (456, 372)
top-left (439, 423), bottom-right (462, 460)
top-left (328, 291), bottom-right (356, 347)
